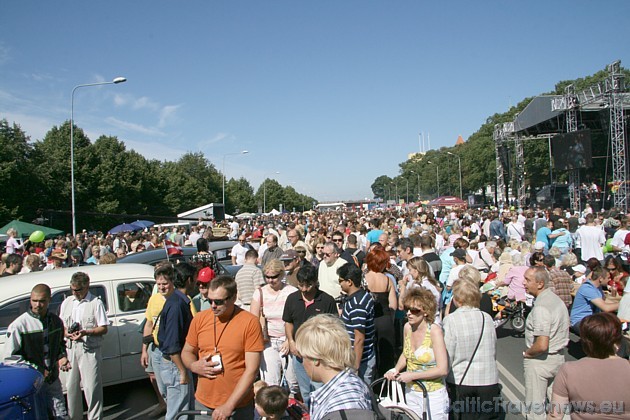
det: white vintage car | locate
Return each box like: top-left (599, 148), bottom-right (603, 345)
top-left (0, 264), bottom-right (155, 389)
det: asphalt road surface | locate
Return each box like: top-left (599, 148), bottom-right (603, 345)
top-left (96, 324), bottom-right (583, 419)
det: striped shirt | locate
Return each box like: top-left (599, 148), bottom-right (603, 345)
top-left (310, 369), bottom-right (372, 420)
top-left (341, 288), bottom-right (375, 362)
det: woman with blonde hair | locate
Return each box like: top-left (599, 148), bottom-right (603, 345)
top-left (250, 259), bottom-right (299, 396)
top-left (295, 314), bottom-right (371, 420)
top-left (385, 288), bottom-right (449, 419)
top-left (400, 257), bottom-right (442, 322)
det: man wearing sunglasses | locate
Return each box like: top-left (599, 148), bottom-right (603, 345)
top-left (183, 276), bottom-right (264, 420)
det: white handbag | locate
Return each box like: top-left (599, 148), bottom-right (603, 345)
top-left (377, 379), bottom-right (423, 420)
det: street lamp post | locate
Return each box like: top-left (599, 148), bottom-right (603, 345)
top-left (71, 77), bottom-right (127, 236)
top-left (222, 150), bottom-right (249, 207)
top-left (405, 178), bottom-right (409, 204)
top-left (447, 152), bottom-right (463, 199)
top-left (263, 171), bottom-right (280, 213)
top-left (427, 161), bottom-right (440, 197)
top-left (411, 170), bottom-right (420, 200)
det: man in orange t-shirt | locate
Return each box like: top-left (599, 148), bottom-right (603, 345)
top-left (182, 275), bottom-right (264, 420)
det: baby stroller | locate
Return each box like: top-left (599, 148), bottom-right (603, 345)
top-left (371, 377), bottom-right (429, 420)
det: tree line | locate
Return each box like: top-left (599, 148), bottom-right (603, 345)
top-left (371, 64), bottom-right (630, 205)
top-left (0, 120), bottom-right (315, 232)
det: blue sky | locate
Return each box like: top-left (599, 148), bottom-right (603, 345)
top-left (1, 1), bottom-right (628, 202)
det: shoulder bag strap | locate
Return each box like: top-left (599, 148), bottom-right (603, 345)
top-left (458, 311), bottom-right (485, 386)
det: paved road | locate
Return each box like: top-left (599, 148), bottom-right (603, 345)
top-left (98, 325), bottom-right (584, 419)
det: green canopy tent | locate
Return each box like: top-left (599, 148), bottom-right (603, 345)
top-left (0, 220), bottom-right (64, 239)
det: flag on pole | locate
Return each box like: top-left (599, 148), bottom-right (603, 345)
top-left (164, 240), bottom-right (183, 258)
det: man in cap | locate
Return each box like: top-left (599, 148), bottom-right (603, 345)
top-left (44, 250), bottom-right (67, 271)
top-left (192, 267), bottom-right (216, 312)
top-left (68, 248), bottom-right (86, 267)
top-left (446, 248), bottom-right (470, 290)
top-left (280, 249), bottom-right (300, 287)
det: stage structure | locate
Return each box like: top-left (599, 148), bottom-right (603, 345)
top-left (494, 60), bottom-right (630, 212)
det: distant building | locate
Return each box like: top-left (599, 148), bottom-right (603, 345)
top-left (455, 135), bottom-right (464, 146)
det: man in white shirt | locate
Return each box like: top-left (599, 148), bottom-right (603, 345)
top-left (318, 242), bottom-right (347, 299)
top-left (576, 213), bottom-right (606, 262)
top-left (231, 234), bottom-right (250, 266)
top-left (610, 217), bottom-right (629, 253)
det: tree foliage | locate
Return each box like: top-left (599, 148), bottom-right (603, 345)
top-left (0, 119), bottom-right (315, 231)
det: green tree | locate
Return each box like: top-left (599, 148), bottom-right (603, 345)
top-left (225, 177), bottom-right (255, 214)
top-left (0, 120), bottom-right (37, 225)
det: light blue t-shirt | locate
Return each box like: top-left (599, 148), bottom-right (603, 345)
top-left (536, 227), bottom-right (552, 249)
top-left (570, 280), bottom-right (604, 327)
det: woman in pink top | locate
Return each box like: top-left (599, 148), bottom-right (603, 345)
top-left (497, 253), bottom-right (528, 302)
top-left (250, 259), bottom-right (298, 395)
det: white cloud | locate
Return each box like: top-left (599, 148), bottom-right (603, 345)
top-left (133, 96), bottom-right (160, 111)
top-left (1, 112), bottom-right (56, 142)
top-left (197, 132), bottom-right (234, 148)
top-left (158, 104), bottom-right (182, 127)
top-left (105, 117), bottom-right (166, 137)
top-left (0, 42), bottom-right (10, 65)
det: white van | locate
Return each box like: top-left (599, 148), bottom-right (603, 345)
top-left (0, 264), bottom-right (155, 389)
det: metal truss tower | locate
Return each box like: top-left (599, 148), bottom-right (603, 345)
top-left (565, 84), bottom-right (581, 213)
top-left (492, 122), bottom-right (522, 206)
top-left (515, 136), bottom-right (526, 207)
top-left (608, 61), bottom-right (627, 212)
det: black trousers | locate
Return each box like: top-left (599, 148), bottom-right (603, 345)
top-left (447, 382), bottom-right (504, 420)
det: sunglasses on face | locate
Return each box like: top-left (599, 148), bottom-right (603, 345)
top-left (197, 283), bottom-right (209, 288)
top-left (71, 287), bottom-right (85, 293)
top-left (405, 307), bottom-right (423, 315)
top-left (265, 273), bottom-right (281, 279)
top-left (324, 252), bottom-right (334, 257)
top-left (316, 246), bottom-right (324, 250)
top-left (332, 238), bottom-right (343, 243)
top-left (209, 297), bottom-right (230, 306)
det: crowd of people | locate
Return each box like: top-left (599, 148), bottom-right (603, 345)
top-left (3, 203), bottom-right (630, 419)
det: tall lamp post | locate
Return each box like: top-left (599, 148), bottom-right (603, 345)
top-left (427, 161), bottom-right (440, 198)
top-left (263, 171), bottom-right (280, 213)
top-left (71, 77), bottom-right (127, 236)
top-left (411, 170), bottom-right (420, 200)
top-left (405, 178), bottom-right (409, 204)
top-left (447, 151), bottom-right (463, 199)
top-left (222, 150), bottom-right (249, 207)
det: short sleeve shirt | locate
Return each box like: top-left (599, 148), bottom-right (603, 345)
top-left (525, 289), bottom-right (569, 354)
top-left (570, 280), bottom-right (604, 327)
top-left (185, 308), bottom-right (264, 409)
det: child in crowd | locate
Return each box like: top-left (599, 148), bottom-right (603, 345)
top-left (254, 381), bottom-right (290, 420)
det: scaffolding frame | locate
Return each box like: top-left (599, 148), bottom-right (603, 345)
top-left (501, 60), bottom-right (629, 211)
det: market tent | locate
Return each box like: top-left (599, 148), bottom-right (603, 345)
top-left (0, 220), bottom-right (64, 238)
top-left (428, 196), bottom-right (467, 207)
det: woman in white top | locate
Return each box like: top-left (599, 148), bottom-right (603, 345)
top-left (400, 257), bottom-right (443, 323)
top-left (250, 259), bottom-right (299, 395)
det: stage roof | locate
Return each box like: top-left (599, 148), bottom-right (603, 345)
top-left (513, 93), bottom-right (630, 137)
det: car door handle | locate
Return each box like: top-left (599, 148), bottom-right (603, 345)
top-left (118, 318), bottom-right (137, 323)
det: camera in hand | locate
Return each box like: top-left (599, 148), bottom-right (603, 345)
top-left (68, 322), bottom-right (81, 334)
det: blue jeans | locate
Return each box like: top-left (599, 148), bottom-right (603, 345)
top-left (292, 354), bottom-right (322, 408)
top-left (154, 347), bottom-right (194, 420)
top-left (358, 353), bottom-right (376, 384)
